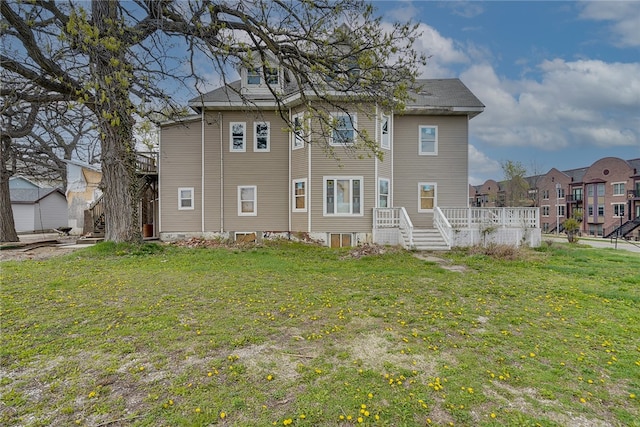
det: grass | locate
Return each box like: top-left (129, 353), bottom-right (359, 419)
top-left (1, 240), bottom-right (639, 426)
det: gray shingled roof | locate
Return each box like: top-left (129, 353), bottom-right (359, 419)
top-left (190, 78), bottom-right (484, 114)
top-left (407, 79), bottom-right (484, 109)
top-left (10, 188), bottom-right (64, 204)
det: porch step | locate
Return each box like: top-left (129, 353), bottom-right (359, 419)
top-left (411, 229), bottom-right (450, 251)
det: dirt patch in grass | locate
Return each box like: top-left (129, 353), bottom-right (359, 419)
top-left (413, 253), bottom-right (470, 272)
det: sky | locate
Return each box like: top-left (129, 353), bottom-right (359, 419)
top-left (373, 0), bottom-right (640, 185)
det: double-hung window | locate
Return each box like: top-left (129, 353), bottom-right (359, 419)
top-left (612, 182), bottom-right (625, 196)
top-left (542, 205), bottom-right (550, 216)
top-left (378, 178), bottom-right (390, 208)
top-left (557, 205), bottom-right (565, 217)
top-left (418, 125), bottom-right (437, 155)
top-left (380, 115), bottom-right (390, 149)
top-left (254, 122), bottom-right (270, 152)
top-left (331, 113), bottom-right (356, 145)
top-left (292, 113), bottom-right (305, 149)
top-left (324, 177), bottom-right (362, 216)
top-left (238, 186), bottom-right (257, 216)
top-left (613, 203), bottom-right (625, 217)
top-left (230, 122), bottom-right (246, 152)
top-left (178, 187), bottom-right (194, 210)
top-left (418, 183), bottom-right (436, 212)
top-left (265, 68), bottom-right (279, 85)
top-left (247, 68), bottom-right (261, 85)
top-left (293, 179), bottom-right (307, 212)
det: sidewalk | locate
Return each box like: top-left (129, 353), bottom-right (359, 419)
top-left (542, 234), bottom-right (640, 253)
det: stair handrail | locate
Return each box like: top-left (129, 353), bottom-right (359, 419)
top-left (398, 207), bottom-right (414, 249)
top-left (434, 206), bottom-right (452, 247)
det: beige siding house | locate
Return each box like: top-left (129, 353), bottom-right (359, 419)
top-left (158, 63), bottom-right (541, 249)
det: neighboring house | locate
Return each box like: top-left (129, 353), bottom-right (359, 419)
top-left (472, 157), bottom-right (640, 239)
top-left (65, 160), bottom-right (103, 235)
top-left (159, 59), bottom-right (540, 249)
top-left (9, 176), bottom-right (68, 233)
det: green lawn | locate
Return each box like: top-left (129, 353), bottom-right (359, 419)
top-left (1, 241), bottom-right (639, 426)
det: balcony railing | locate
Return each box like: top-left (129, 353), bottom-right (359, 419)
top-left (136, 152), bottom-right (158, 174)
top-left (628, 190), bottom-right (640, 199)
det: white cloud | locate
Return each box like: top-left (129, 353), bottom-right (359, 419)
top-left (468, 144), bottom-right (501, 185)
top-left (579, 1), bottom-right (640, 47)
top-left (461, 59), bottom-right (640, 151)
top-left (414, 23), bottom-right (469, 78)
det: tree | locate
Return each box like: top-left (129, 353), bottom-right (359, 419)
top-left (501, 160), bottom-right (530, 207)
top-left (2, 0), bottom-right (423, 242)
top-left (0, 80), bottom-right (43, 242)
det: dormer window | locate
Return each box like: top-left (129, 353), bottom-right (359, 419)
top-left (265, 68), bottom-right (279, 85)
top-left (247, 68), bottom-right (261, 85)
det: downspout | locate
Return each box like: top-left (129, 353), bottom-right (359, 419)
top-left (201, 109), bottom-right (205, 232)
top-left (374, 105), bottom-right (379, 207)
top-left (288, 108), bottom-right (292, 232)
top-left (157, 126), bottom-right (162, 234)
top-left (307, 104), bottom-right (312, 233)
top-left (219, 113), bottom-right (224, 232)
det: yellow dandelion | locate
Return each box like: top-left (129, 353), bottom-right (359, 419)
top-left (490, 413), bottom-right (496, 418)
top-left (357, 417), bottom-right (364, 423)
top-left (195, 407), bottom-right (201, 413)
top-left (630, 393), bottom-right (636, 399)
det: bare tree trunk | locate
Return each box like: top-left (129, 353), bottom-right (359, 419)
top-left (0, 135), bottom-right (19, 242)
top-left (92, 0), bottom-right (140, 243)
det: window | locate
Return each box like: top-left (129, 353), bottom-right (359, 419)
top-left (542, 190), bottom-right (549, 200)
top-left (324, 177), bottom-right (362, 216)
top-left (612, 182), bottom-right (625, 196)
top-left (247, 68), bottom-right (261, 85)
top-left (331, 113), bottom-right (356, 145)
top-left (587, 185), bottom-right (594, 197)
top-left (542, 205), bottom-right (550, 216)
top-left (418, 126), bottom-right (437, 155)
top-left (557, 187), bottom-right (565, 198)
top-left (573, 188), bottom-right (583, 201)
top-left (613, 203), bottom-right (625, 217)
top-left (557, 205), bottom-right (565, 217)
top-left (292, 113), bottom-right (305, 149)
top-left (597, 183), bottom-right (605, 197)
top-left (379, 178), bottom-right (390, 208)
top-left (265, 68), bottom-right (278, 85)
top-left (380, 115), bottom-right (390, 149)
top-left (178, 187), bottom-right (194, 210)
top-left (238, 186), bottom-right (257, 216)
top-left (254, 122), bottom-right (270, 152)
top-left (230, 122), bottom-right (246, 152)
top-left (598, 204), bottom-right (604, 216)
top-left (293, 179), bottom-right (307, 212)
top-left (418, 183), bottom-right (437, 212)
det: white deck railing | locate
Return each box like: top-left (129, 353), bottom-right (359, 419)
top-left (373, 207), bottom-right (541, 248)
top-left (440, 207), bottom-right (539, 229)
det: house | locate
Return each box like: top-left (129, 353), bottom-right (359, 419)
top-left (65, 160), bottom-right (103, 235)
top-left (472, 157), bottom-right (640, 240)
top-left (9, 176), bottom-right (68, 233)
top-left (159, 59), bottom-right (541, 249)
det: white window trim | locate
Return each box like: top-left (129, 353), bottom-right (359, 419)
top-left (557, 205), bottom-right (565, 217)
top-left (380, 114), bottom-right (390, 150)
top-left (292, 178), bottom-right (307, 212)
top-left (230, 122), bottom-right (246, 152)
top-left (178, 187), bottom-right (194, 211)
top-left (292, 113), bottom-right (305, 150)
top-left (542, 205), bottom-right (550, 217)
top-left (330, 112), bottom-right (357, 146)
top-left (612, 202), bottom-right (625, 217)
top-left (238, 185), bottom-right (257, 216)
top-left (417, 182), bottom-right (437, 212)
top-left (254, 121), bottom-right (270, 152)
top-left (612, 182), bottom-right (625, 196)
top-left (378, 178), bottom-right (390, 208)
top-left (323, 176), bottom-right (364, 216)
top-left (418, 125), bottom-right (438, 156)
